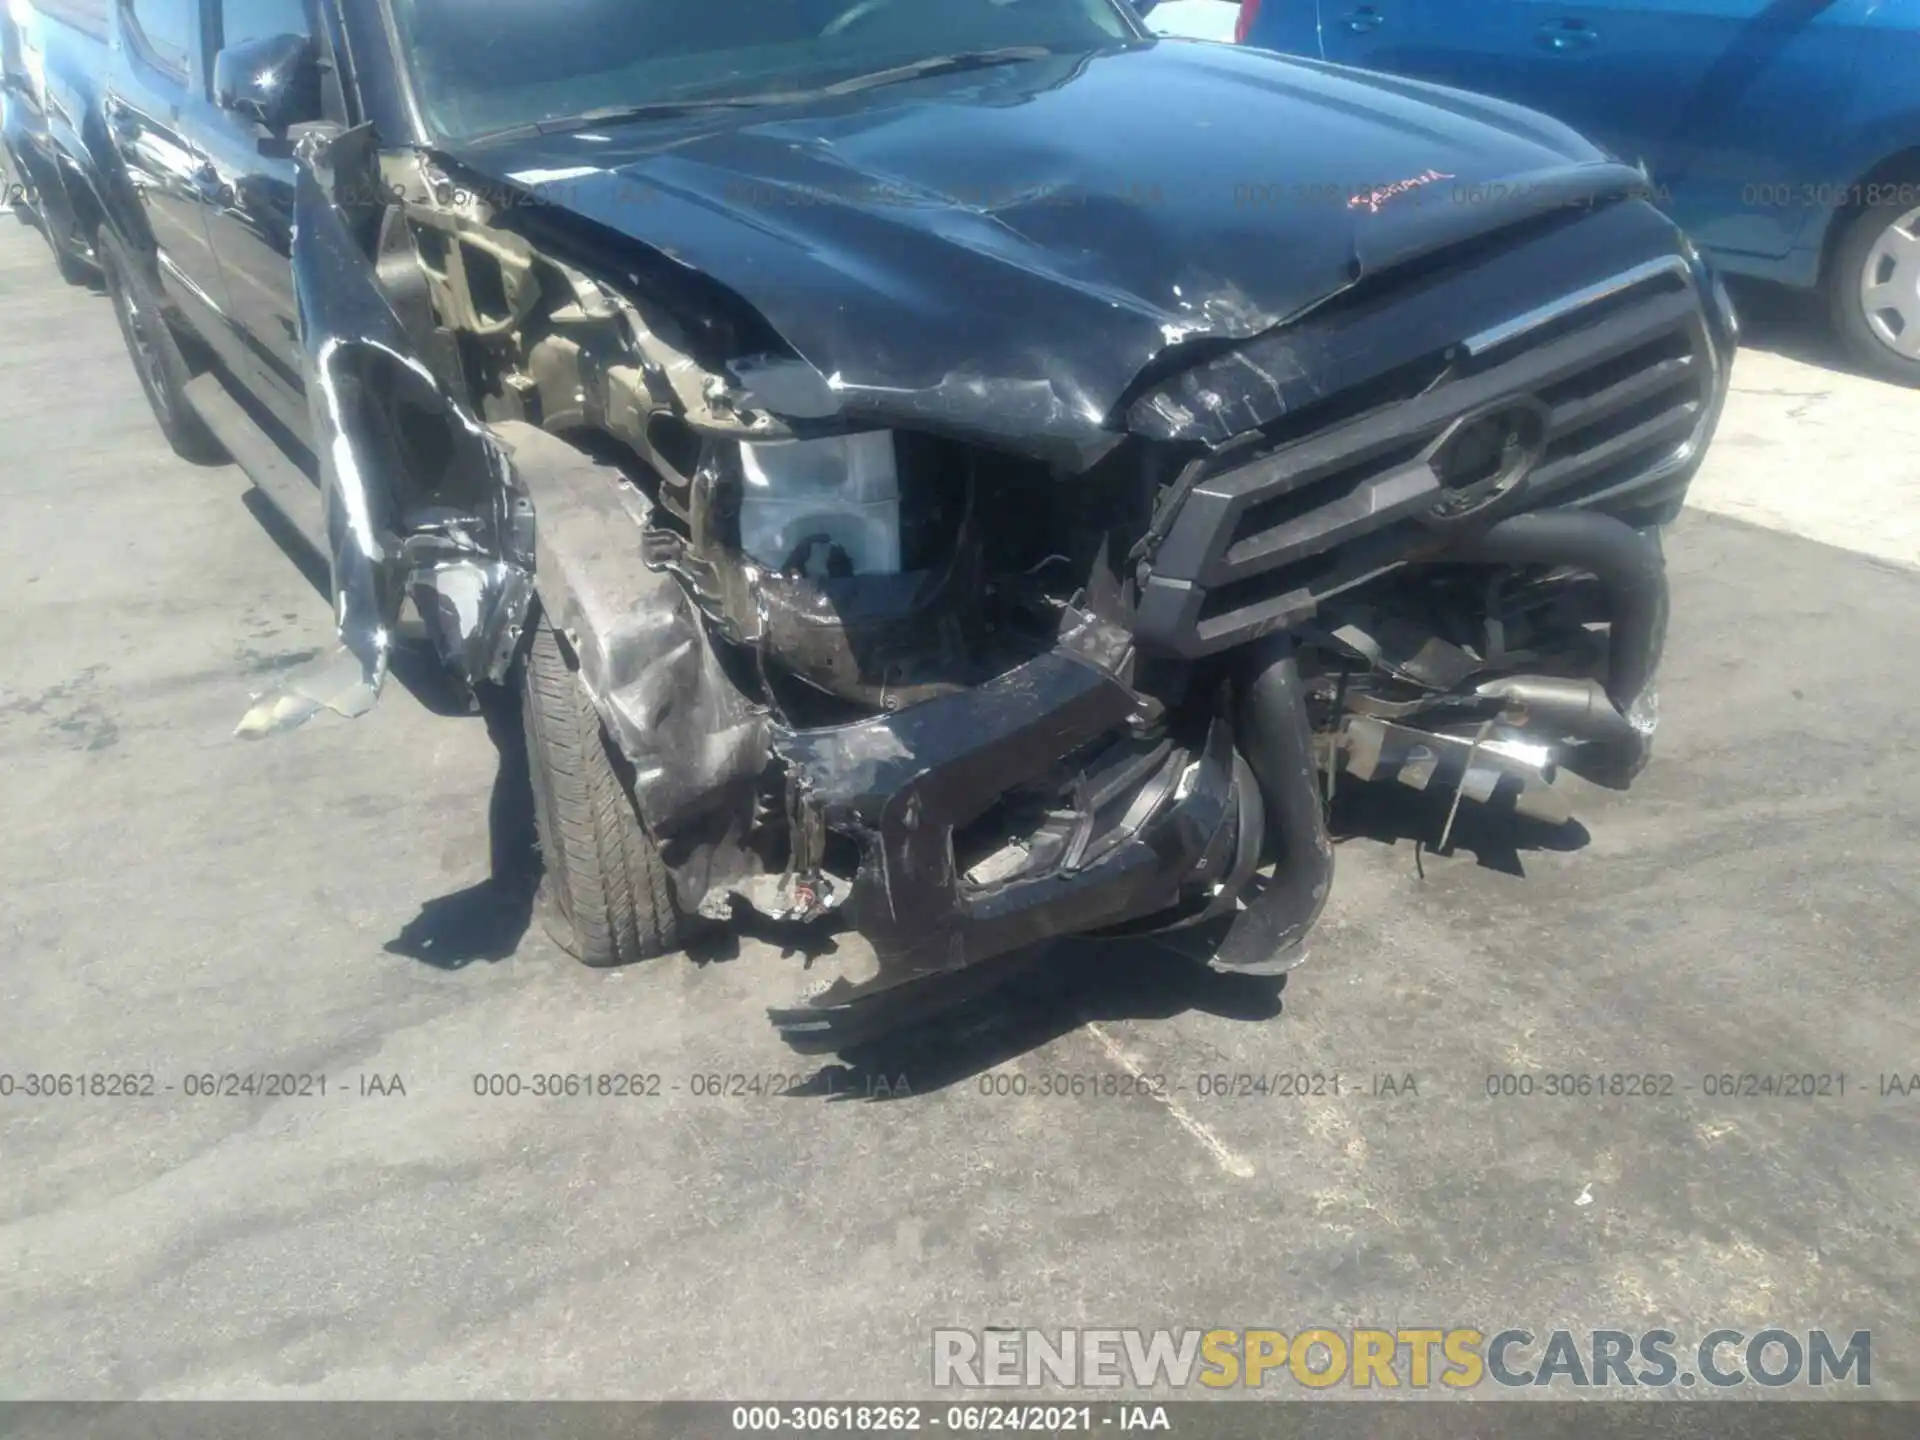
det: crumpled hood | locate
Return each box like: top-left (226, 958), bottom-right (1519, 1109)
top-left (447, 41), bottom-right (1656, 462)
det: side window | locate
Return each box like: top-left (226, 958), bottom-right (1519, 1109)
top-left (31, 0), bottom-right (112, 43)
top-left (214, 0), bottom-right (311, 51)
top-left (122, 0), bottom-right (195, 81)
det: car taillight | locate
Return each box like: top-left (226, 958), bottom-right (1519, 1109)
top-left (1234, 0), bottom-right (1262, 43)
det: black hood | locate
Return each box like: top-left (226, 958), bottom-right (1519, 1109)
top-left (446, 41), bottom-right (1663, 462)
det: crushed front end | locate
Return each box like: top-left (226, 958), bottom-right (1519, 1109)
top-left (508, 413), bottom-right (1308, 1052)
top-left (270, 113), bottom-right (1733, 1051)
top-left (502, 198), bottom-right (1732, 1050)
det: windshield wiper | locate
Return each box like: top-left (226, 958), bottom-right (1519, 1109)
top-left (813, 46), bottom-right (1057, 96)
top-left (468, 95), bottom-right (783, 143)
top-left (531, 95), bottom-right (783, 136)
top-left (466, 48), bottom-right (1057, 144)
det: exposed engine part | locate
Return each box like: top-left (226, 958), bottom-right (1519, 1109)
top-left (1443, 510), bottom-right (1667, 711)
top-left (379, 151), bottom-right (797, 445)
top-left (1201, 635), bottom-right (1335, 976)
top-left (1334, 715), bottom-right (1573, 827)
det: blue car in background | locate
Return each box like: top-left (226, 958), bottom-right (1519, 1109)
top-left (1226, 0), bottom-right (1920, 384)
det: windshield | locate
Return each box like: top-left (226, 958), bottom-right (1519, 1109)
top-left (390, 0), bottom-right (1136, 143)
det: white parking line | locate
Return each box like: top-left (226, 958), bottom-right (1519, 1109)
top-left (1082, 1019), bottom-right (1257, 1179)
top-left (1687, 348), bottom-right (1920, 572)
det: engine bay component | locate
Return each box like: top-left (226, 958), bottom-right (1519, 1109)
top-left (738, 432), bottom-right (904, 579)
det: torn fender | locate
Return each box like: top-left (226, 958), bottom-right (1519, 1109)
top-left (239, 128), bottom-right (530, 737)
top-left (490, 421), bottom-right (771, 911)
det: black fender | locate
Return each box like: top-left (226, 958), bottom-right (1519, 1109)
top-left (237, 126), bottom-right (533, 737)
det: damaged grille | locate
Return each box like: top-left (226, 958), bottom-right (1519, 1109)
top-left (1135, 257), bottom-right (1719, 658)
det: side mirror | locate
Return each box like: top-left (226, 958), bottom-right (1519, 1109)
top-left (213, 33), bottom-right (322, 135)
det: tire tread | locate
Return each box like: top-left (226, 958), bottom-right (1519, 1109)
top-left (522, 616), bottom-right (687, 966)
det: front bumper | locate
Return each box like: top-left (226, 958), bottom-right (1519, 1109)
top-left (768, 632), bottom-right (1249, 1049)
top-left (509, 430), bottom-right (1274, 1052)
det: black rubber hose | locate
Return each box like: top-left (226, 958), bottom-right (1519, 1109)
top-left (1210, 633), bottom-right (1335, 972)
top-left (1447, 510), bottom-right (1667, 708)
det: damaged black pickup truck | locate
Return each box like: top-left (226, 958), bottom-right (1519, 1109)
top-left (89, 0), bottom-right (1734, 1047)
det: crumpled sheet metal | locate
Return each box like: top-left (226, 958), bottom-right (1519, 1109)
top-left (771, 646), bottom-right (1151, 991)
top-left (1126, 186), bottom-right (1679, 447)
top-left (445, 31), bottom-right (1659, 462)
top-left (491, 422), bottom-right (771, 908)
top-left (238, 129), bottom-right (530, 738)
top-left (408, 559), bottom-right (534, 691)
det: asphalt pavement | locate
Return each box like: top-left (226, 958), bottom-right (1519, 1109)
top-left (1, 212), bottom-right (1916, 1400)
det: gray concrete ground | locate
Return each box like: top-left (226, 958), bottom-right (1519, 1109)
top-left (0, 211), bottom-right (1916, 1401)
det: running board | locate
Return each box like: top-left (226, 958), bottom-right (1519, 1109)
top-left (184, 372), bottom-right (325, 555)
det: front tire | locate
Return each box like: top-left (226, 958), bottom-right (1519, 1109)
top-left (1829, 198), bottom-right (1920, 387)
top-left (520, 613), bottom-right (692, 967)
top-left (48, 229), bottom-right (96, 288)
top-left (96, 226), bottom-right (227, 463)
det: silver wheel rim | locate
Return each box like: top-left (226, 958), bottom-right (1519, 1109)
top-left (1859, 203), bottom-right (1920, 360)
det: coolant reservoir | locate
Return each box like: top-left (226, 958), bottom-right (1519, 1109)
top-left (737, 432), bottom-right (902, 578)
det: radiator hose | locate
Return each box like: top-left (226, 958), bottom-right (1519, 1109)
top-left (1206, 634), bottom-right (1335, 974)
top-left (1446, 509), bottom-right (1667, 709)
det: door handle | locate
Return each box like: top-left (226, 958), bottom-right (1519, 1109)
top-left (105, 102), bottom-right (141, 140)
top-left (1343, 6), bottom-right (1384, 32)
top-left (1535, 19), bottom-right (1598, 51)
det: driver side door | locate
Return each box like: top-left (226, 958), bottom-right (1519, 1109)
top-left (195, 0), bottom-right (333, 445)
top-left (102, 0), bottom-right (231, 325)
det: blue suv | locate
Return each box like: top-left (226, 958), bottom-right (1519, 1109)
top-left (1229, 0), bottom-right (1920, 384)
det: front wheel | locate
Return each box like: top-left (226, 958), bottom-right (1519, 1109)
top-left (1829, 198), bottom-right (1920, 387)
top-left (520, 612), bottom-right (694, 967)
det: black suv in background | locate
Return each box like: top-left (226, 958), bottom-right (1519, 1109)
top-left (36, 0), bottom-right (1735, 1046)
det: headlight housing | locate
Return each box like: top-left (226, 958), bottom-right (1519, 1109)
top-left (737, 432), bottom-right (902, 579)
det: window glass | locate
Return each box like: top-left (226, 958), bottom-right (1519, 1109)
top-left (390, 0), bottom-right (1135, 142)
top-left (216, 0), bottom-right (310, 50)
top-left (30, 0), bottom-right (112, 43)
top-left (124, 0), bottom-right (194, 78)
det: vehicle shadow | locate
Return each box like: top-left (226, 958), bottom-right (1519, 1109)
top-left (1325, 781), bottom-right (1592, 878)
top-left (786, 786), bottom-right (1590, 1096)
top-left (794, 933), bottom-right (1291, 1102)
top-left (1725, 277), bottom-right (1865, 379)
top-left (383, 684), bottom-right (540, 969)
top-left (238, 489), bottom-right (540, 968)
